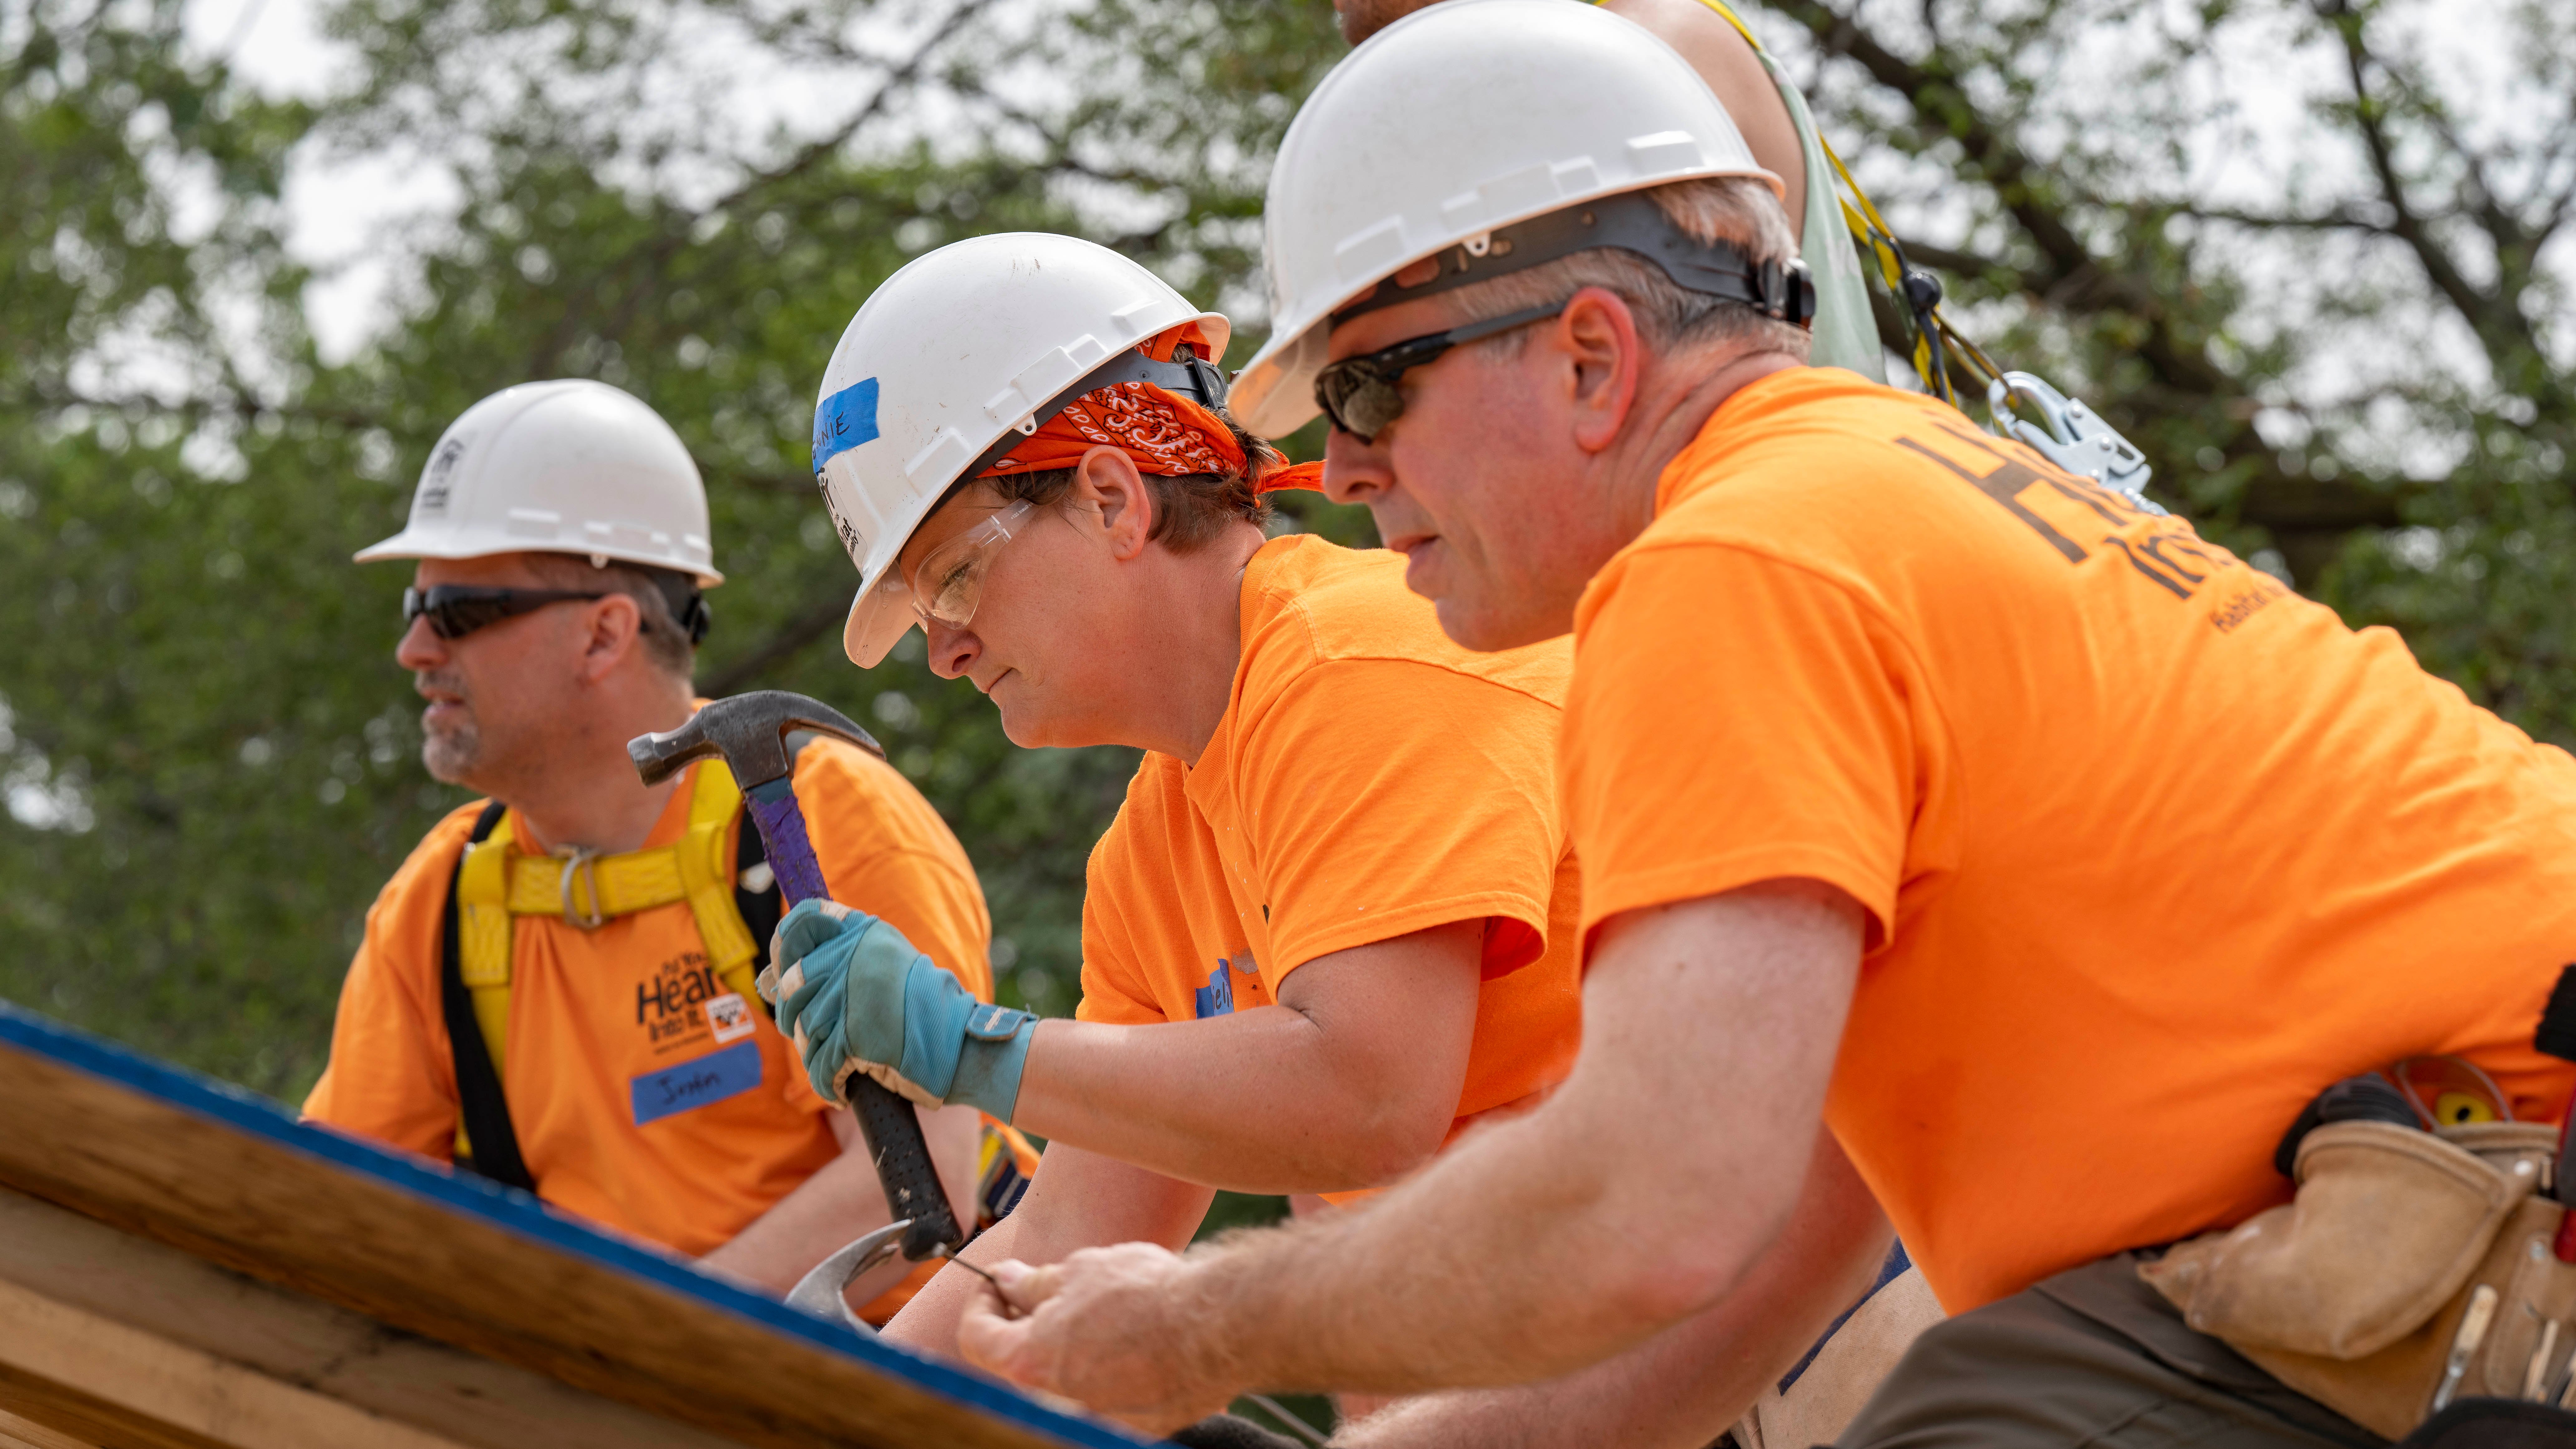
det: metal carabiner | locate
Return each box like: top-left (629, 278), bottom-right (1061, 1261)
top-left (557, 848), bottom-right (607, 930)
top-left (1986, 372), bottom-right (2165, 515)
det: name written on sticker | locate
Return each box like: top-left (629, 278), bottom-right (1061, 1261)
top-left (630, 1040), bottom-right (764, 1126)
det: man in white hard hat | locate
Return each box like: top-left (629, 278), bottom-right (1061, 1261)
top-left (944, 7), bottom-right (2576, 1448)
top-left (305, 379), bottom-right (1027, 1324)
top-left (754, 232), bottom-right (1618, 1418)
top-left (1336, 0), bottom-right (1883, 387)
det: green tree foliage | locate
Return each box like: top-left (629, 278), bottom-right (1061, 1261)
top-left (2, 0), bottom-right (2567, 1104)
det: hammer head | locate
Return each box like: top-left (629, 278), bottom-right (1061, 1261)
top-left (629, 690), bottom-right (882, 790)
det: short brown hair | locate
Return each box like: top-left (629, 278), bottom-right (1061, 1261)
top-left (1444, 176), bottom-right (1813, 362)
top-left (979, 404), bottom-right (1278, 551)
top-left (521, 553), bottom-right (700, 680)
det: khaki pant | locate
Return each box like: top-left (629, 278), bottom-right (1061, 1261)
top-left (1733, 1260), bottom-right (1945, 1449)
top-left (1837, 1253), bottom-right (2386, 1449)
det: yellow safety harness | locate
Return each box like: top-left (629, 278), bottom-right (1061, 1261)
top-left (440, 761), bottom-right (1039, 1232)
top-left (451, 759), bottom-right (762, 1098)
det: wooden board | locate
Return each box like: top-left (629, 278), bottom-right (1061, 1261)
top-left (0, 1003), bottom-right (1140, 1449)
top-left (0, 1185), bottom-right (737, 1449)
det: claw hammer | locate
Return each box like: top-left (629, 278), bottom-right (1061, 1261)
top-left (628, 690), bottom-right (965, 1269)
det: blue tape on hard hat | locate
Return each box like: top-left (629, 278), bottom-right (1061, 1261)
top-left (811, 378), bottom-right (881, 474)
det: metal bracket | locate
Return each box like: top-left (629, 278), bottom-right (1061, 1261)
top-left (1986, 372), bottom-right (2165, 515)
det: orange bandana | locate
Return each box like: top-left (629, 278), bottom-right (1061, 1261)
top-left (978, 323), bottom-right (1323, 495)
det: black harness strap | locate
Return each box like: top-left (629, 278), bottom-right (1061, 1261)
top-left (440, 799), bottom-right (534, 1192)
top-left (438, 739), bottom-right (821, 1189)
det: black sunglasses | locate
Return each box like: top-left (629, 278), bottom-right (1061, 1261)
top-left (402, 585), bottom-right (610, 640)
top-left (1311, 299), bottom-right (1570, 444)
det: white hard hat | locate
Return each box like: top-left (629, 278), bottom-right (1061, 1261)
top-left (1232, 0), bottom-right (1783, 440)
top-left (355, 379), bottom-right (722, 586)
top-left (811, 232), bottom-right (1228, 667)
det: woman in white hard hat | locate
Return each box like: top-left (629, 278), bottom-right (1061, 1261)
top-left (763, 233), bottom-right (1597, 1399)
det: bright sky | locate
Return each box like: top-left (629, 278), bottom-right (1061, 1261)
top-left (177, 0), bottom-right (2559, 452)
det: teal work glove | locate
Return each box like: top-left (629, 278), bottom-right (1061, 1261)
top-left (761, 897), bottom-right (1038, 1121)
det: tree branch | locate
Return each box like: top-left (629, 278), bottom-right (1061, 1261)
top-left (1774, 0), bottom-right (2229, 398)
top-left (526, 0), bottom-right (1005, 379)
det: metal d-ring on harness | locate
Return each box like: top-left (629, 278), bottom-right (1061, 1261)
top-left (556, 847), bottom-right (608, 930)
top-left (1690, 0), bottom-right (2168, 517)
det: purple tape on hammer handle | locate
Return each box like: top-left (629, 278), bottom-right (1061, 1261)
top-left (744, 789), bottom-right (832, 905)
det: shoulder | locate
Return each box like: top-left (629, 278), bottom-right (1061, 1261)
top-left (1634, 370), bottom-right (2057, 597)
top-left (1090, 754), bottom-right (1187, 871)
top-left (353, 798), bottom-right (492, 975)
top-left (789, 733), bottom-right (977, 872)
top-left (1240, 535), bottom-right (1573, 711)
top-left (380, 800), bottom-right (492, 904)
top-left (1660, 369), bottom-right (2008, 524)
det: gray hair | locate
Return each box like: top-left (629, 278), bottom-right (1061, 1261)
top-left (1443, 176), bottom-right (1812, 362)
top-left (522, 553), bottom-right (699, 681)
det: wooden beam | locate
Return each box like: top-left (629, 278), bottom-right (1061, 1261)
top-left (0, 1270), bottom-right (466, 1449)
top-left (0, 1406), bottom-right (105, 1449)
top-left (0, 1188), bottom-right (731, 1449)
top-left (0, 1004), bottom-right (1137, 1449)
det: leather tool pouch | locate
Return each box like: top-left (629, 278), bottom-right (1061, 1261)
top-left (2142, 1120), bottom-right (2568, 1438)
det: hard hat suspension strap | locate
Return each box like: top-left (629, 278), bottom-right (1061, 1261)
top-left (1329, 192), bottom-right (1817, 330)
top-left (955, 345), bottom-right (1232, 488)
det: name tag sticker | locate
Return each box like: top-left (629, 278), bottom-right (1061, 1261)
top-left (811, 377), bottom-right (881, 474)
top-left (631, 1040), bottom-right (763, 1126)
top-left (705, 991), bottom-right (757, 1045)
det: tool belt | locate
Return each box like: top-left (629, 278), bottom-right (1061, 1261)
top-left (2143, 1116), bottom-right (2569, 1437)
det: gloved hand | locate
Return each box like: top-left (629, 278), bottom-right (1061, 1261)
top-left (761, 897), bottom-right (1038, 1120)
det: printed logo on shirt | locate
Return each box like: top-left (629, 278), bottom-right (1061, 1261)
top-left (705, 991), bottom-right (757, 1045)
top-left (637, 950), bottom-right (723, 1052)
top-left (630, 1039), bottom-right (763, 1126)
top-left (1193, 959), bottom-right (1236, 1019)
top-left (1193, 951), bottom-right (1257, 1019)
top-left (1896, 415), bottom-right (2260, 627)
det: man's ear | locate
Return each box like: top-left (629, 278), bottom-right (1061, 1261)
top-left (1070, 447), bottom-right (1155, 561)
top-left (578, 592), bottom-right (644, 681)
top-left (1555, 286), bottom-right (1645, 455)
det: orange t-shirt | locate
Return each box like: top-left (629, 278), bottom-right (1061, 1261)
top-left (1564, 367), bottom-right (2576, 1312)
top-left (1077, 535), bottom-right (1584, 1184)
top-left (303, 738), bottom-right (992, 1259)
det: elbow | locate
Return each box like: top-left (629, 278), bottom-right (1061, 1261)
top-left (1315, 1097), bottom-right (1452, 1190)
top-left (1596, 1221), bottom-right (1758, 1330)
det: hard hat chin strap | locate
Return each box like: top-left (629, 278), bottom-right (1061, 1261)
top-left (1331, 191), bottom-right (1817, 330)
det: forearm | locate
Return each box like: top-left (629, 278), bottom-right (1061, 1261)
top-left (885, 1213), bottom-right (1025, 1356)
top-left (1331, 1139), bottom-right (1892, 1449)
top-left (1015, 1012), bottom-right (1441, 1193)
top-left (701, 1149), bottom-right (894, 1294)
top-left (1164, 889), bottom-right (1861, 1396)
top-left (889, 1141), bottom-right (1217, 1360)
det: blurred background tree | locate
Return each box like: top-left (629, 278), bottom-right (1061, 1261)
top-left (3, 0), bottom-right (2569, 1105)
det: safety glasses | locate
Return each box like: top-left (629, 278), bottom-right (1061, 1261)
top-left (1311, 299), bottom-right (1569, 443)
top-left (402, 585), bottom-right (609, 641)
top-left (903, 499), bottom-right (1037, 631)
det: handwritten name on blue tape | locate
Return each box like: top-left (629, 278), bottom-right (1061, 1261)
top-left (811, 378), bottom-right (881, 475)
top-left (631, 1039), bottom-right (763, 1126)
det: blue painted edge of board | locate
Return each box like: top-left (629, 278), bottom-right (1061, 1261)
top-left (0, 999), bottom-right (1149, 1449)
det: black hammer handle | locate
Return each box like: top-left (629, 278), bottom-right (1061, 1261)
top-left (743, 783), bottom-right (965, 1261)
top-left (849, 1083), bottom-right (965, 1261)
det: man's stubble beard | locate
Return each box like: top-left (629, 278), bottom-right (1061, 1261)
top-left (420, 713), bottom-right (481, 785)
top-left (417, 668), bottom-right (493, 788)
